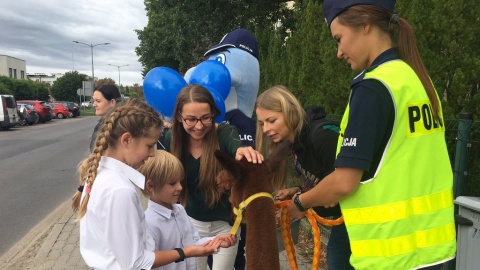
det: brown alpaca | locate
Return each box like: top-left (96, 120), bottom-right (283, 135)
top-left (215, 140), bottom-right (291, 270)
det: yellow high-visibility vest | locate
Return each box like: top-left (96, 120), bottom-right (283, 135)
top-left (337, 60), bottom-right (456, 270)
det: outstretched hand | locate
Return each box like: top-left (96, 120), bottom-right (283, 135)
top-left (235, 146), bottom-right (264, 164)
top-left (183, 244), bottom-right (218, 257)
top-left (207, 234), bottom-right (237, 249)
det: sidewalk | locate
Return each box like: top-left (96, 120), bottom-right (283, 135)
top-left (0, 201), bottom-right (315, 270)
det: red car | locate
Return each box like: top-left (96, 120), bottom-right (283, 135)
top-left (16, 100), bottom-right (52, 123)
top-left (48, 102), bottom-right (70, 119)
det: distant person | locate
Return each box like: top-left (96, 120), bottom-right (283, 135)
top-left (90, 84), bottom-right (122, 151)
top-left (71, 98), bottom-right (221, 269)
top-left (138, 150), bottom-right (237, 270)
top-left (288, 1), bottom-right (456, 269)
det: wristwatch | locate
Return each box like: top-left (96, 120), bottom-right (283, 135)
top-left (294, 193), bottom-right (307, 212)
top-left (174, 248), bottom-right (185, 263)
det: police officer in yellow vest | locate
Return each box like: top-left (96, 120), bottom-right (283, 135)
top-left (287, 1), bottom-right (456, 269)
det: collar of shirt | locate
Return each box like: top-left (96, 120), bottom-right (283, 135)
top-left (147, 199), bottom-right (182, 219)
top-left (100, 156), bottom-right (146, 190)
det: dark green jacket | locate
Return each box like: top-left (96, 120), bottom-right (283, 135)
top-left (164, 124), bottom-right (241, 223)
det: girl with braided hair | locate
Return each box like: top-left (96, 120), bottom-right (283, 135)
top-left (71, 98), bottom-right (220, 270)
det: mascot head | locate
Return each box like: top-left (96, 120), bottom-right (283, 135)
top-left (185, 29), bottom-right (260, 118)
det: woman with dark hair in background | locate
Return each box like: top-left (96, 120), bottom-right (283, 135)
top-left (90, 84), bottom-right (121, 151)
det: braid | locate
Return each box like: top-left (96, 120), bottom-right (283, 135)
top-left (71, 98), bottom-right (163, 220)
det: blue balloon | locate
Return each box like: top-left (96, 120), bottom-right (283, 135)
top-left (143, 67), bottom-right (186, 117)
top-left (204, 86), bottom-right (226, 123)
top-left (188, 60), bottom-right (231, 100)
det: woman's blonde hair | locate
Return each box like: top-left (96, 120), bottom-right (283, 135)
top-left (255, 85), bottom-right (305, 190)
top-left (170, 84), bottom-right (225, 208)
top-left (138, 150), bottom-right (185, 197)
top-left (71, 98), bottom-right (163, 219)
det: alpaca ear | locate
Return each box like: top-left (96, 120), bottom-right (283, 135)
top-left (267, 140), bottom-right (291, 172)
top-left (214, 150), bottom-right (242, 180)
top-left (216, 170), bottom-right (235, 191)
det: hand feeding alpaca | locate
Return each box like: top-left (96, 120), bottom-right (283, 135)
top-left (215, 140), bottom-right (291, 270)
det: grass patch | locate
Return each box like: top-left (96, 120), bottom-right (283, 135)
top-left (79, 107), bottom-right (96, 116)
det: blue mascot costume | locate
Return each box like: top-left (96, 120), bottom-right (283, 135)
top-left (186, 28), bottom-right (260, 148)
top-left (185, 28), bottom-right (259, 270)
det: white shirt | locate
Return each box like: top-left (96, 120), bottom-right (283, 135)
top-left (80, 156), bottom-right (155, 270)
top-left (145, 200), bottom-right (213, 270)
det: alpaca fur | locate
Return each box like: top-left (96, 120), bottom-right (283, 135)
top-left (215, 140), bottom-right (291, 270)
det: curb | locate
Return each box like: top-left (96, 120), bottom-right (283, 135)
top-left (0, 200), bottom-right (70, 267)
top-left (36, 205), bottom-right (74, 259)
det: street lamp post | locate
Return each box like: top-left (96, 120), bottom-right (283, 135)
top-left (108, 64), bottom-right (129, 89)
top-left (72, 41), bottom-right (110, 103)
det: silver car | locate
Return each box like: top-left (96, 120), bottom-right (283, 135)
top-left (17, 103), bottom-right (40, 125)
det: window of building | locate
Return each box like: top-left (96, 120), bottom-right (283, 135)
top-left (21, 71), bottom-right (25, 79)
top-left (9, 68), bottom-right (12, 78)
top-left (14, 69), bottom-right (17, 79)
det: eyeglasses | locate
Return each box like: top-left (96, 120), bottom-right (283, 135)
top-left (180, 115), bottom-right (214, 126)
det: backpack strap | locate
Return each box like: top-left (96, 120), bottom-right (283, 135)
top-left (307, 119), bottom-right (340, 156)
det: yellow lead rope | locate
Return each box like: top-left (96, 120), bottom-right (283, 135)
top-left (275, 201), bottom-right (344, 270)
top-left (230, 192), bottom-right (275, 235)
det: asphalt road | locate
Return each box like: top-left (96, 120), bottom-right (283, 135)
top-left (0, 116), bottom-right (98, 256)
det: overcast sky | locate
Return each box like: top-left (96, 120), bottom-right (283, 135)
top-left (0, 0), bottom-right (148, 86)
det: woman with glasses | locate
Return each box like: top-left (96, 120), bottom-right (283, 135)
top-left (162, 84), bottom-right (263, 270)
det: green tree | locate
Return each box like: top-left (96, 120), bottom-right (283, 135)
top-left (136, 0), bottom-right (480, 120)
top-left (96, 78), bottom-right (116, 88)
top-left (0, 76), bottom-right (48, 100)
top-left (0, 76), bottom-right (16, 95)
top-left (257, 23), bottom-right (288, 92)
top-left (32, 82), bottom-right (50, 101)
top-left (50, 71), bottom-right (88, 101)
top-left (404, 0), bottom-right (480, 118)
top-left (15, 80), bottom-right (36, 100)
top-left (135, 0), bottom-right (291, 76)
top-left (0, 82), bottom-right (11, 95)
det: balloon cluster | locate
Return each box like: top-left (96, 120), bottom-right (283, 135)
top-left (143, 60), bottom-right (231, 123)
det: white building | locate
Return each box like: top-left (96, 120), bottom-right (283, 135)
top-left (0, 55), bottom-right (27, 79)
top-left (27, 73), bottom-right (64, 86)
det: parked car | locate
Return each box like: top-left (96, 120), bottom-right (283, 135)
top-left (0, 94), bottom-right (19, 130)
top-left (17, 103), bottom-right (39, 125)
top-left (55, 101), bottom-right (80, 118)
top-left (48, 102), bottom-right (70, 119)
top-left (45, 103), bottom-right (55, 119)
top-left (16, 100), bottom-right (52, 123)
top-left (81, 100), bottom-right (92, 108)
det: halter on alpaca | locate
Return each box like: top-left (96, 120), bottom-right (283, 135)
top-left (215, 140), bottom-right (291, 270)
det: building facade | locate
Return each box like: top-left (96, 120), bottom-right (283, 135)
top-left (0, 55), bottom-right (27, 79)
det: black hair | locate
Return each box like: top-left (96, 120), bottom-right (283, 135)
top-left (95, 84), bottom-right (121, 102)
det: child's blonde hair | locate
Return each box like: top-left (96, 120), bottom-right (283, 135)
top-left (71, 98), bottom-right (163, 219)
top-left (138, 150), bottom-right (185, 197)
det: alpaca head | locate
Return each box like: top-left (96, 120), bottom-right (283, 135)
top-left (215, 140), bottom-right (291, 208)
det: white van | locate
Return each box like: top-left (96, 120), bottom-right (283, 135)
top-left (0, 94), bottom-right (19, 130)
